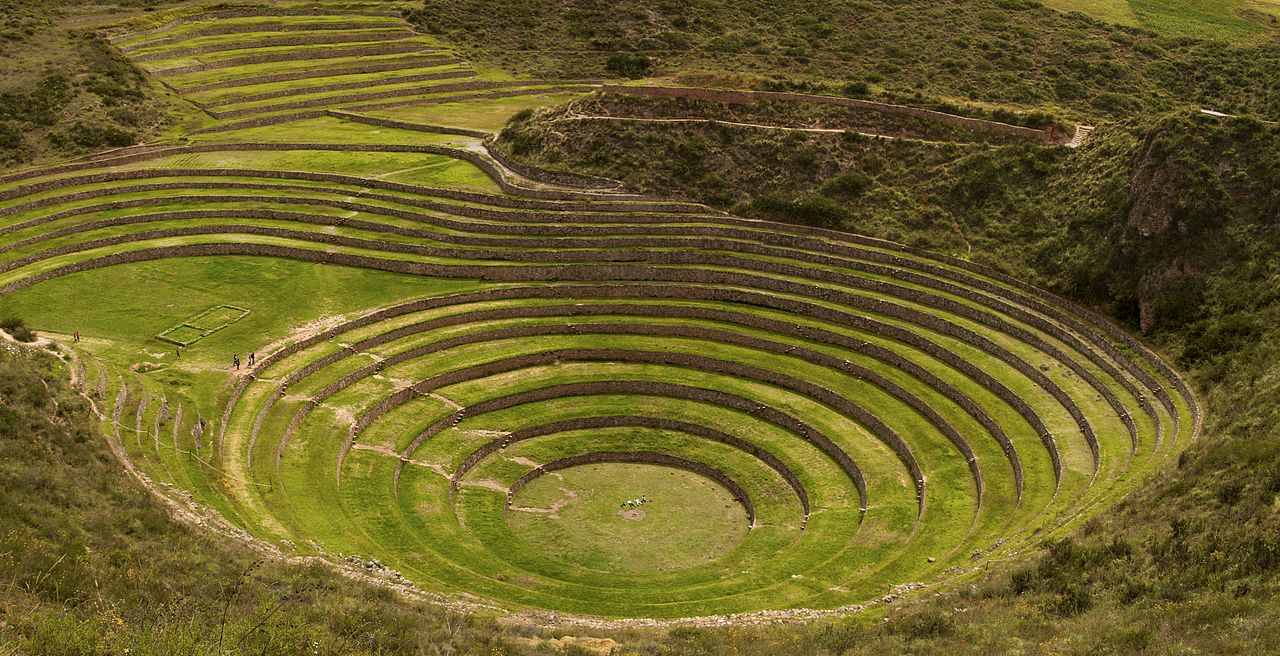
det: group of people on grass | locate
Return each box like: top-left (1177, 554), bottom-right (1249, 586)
top-left (620, 496), bottom-right (650, 509)
top-left (70, 328), bottom-right (262, 369)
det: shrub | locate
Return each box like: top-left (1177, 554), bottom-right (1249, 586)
top-left (1052, 583), bottom-right (1093, 616)
top-left (0, 120), bottom-right (28, 163)
top-left (49, 121), bottom-right (136, 150)
top-left (1091, 91), bottom-right (1137, 115)
top-left (790, 143), bottom-right (820, 169)
top-left (0, 73), bottom-right (72, 126)
top-left (0, 317), bottom-right (37, 342)
top-left (820, 169), bottom-right (875, 199)
top-left (889, 608), bottom-right (955, 639)
top-left (1182, 312), bottom-right (1260, 365)
top-left (106, 107), bottom-right (140, 127)
top-left (750, 193), bottom-right (852, 228)
top-left (842, 80), bottom-right (870, 97)
top-left (84, 76), bottom-right (144, 104)
top-left (498, 124), bottom-right (543, 156)
top-left (0, 121), bottom-right (24, 149)
top-left (605, 52), bottom-right (653, 79)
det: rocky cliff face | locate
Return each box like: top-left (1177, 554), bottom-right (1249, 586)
top-left (1117, 116), bottom-right (1262, 334)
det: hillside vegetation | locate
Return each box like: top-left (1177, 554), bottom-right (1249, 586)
top-left (0, 343), bottom-right (540, 655)
top-left (1, 0), bottom-right (1279, 654)
top-left (495, 101), bottom-right (1280, 338)
top-left (411, 0), bottom-right (1280, 122)
top-left (0, 1), bottom-right (174, 167)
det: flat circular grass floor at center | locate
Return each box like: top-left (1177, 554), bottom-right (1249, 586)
top-left (506, 463), bottom-right (751, 574)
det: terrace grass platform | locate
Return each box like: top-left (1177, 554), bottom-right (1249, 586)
top-left (0, 2), bottom-right (1203, 622)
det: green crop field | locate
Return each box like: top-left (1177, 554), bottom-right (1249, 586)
top-left (0, 1), bottom-right (1201, 625)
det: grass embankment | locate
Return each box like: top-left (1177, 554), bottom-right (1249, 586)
top-left (0, 344), bottom-right (537, 655)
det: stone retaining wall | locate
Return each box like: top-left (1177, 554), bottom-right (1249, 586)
top-left (0, 143), bottom-right (640, 202)
top-left (110, 9), bottom-right (402, 43)
top-left (119, 21), bottom-right (407, 53)
top-left (130, 29), bottom-right (417, 63)
top-left (247, 296), bottom-right (1012, 496)
top-left (0, 168), bottom-right (701, 215)
top-left (341, 347), bottom-right (878, 506)
top-left (342, 86), bottom-right (600, 115)
top-left (207, 70), bottom-right (477, 109)
top-left (284, 316), bottom-right (955, 504)
top-left (152, 42), bottom-right (434, 76)
top-left (28, 199), bottom-right (1044, 491)
top-left (601, 85), bottom-right (1057, 142)
top-left (179, 56), bottom-right (462, 93)
top-left (327, 111), bottom-right (489, 138)
top-left (10, 156), bottom-right (1182, 461)
top-left (210, 80), bottom-right (569, 119)
top-left (12, 164), bottom-right (1162, 438)
top-left (12, 242), bottom-right (1060, 487)
top-left (401, 379), bottom-right (868, 514)
top-left (0, 220), bottom-right (1095, 474)
top-left (455, 415), bottom-right (810, 516)
top-left (485, 140), bottom-right (622, 190)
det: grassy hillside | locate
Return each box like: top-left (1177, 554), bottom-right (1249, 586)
top-left (0, 343), bottom-right (541, 655)
top-left (494, 100), bottom-right (1280, 337)
top-left (1041, 0), bottom-right (1280, 41)
top-left (1, 0), bottom-right (1279, 654)
top-left (0, 1), bottom-right (174, 167)
top-left (410, 0), bottom-right (1280, 122)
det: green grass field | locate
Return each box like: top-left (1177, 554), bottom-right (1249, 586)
top-left (508, 462), bottom-right (751, 574)
top-left (1041, 0), bottom-right (1280, 40)
top-left (0, 1), bottom-right (1200, 622)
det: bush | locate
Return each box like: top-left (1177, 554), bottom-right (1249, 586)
top-left (1052, 583), bottom-right (1094, 616)
top-left (49, 121), bottom-right (136, 150)
top-left (820, 169), bottom-right (875, 199)
top-left (0, 120), bottom-right (29, 163)
top-left (0, 317), bottom-right (37, 342)
top-left (0, 121), bottom-right (24, 149)
top-left (605, 52), bottom-right (653, 79)
top-left (1091, 92), bottom-right (1137, 115)
top-left (750, 193), bottom-right (852, 228)
top-left (0, 73), bottom-right (72, 126)
top-left (498, 124), bottom-right (542, 156)
top-left (842, 81), bottom-right (870, 97)
top-left (889, 608), bottom-right (955, 639)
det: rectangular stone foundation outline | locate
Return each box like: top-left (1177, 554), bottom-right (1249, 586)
top-left (156, 304), bottom-right (251, 346)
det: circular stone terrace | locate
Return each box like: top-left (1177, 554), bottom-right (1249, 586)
top-left (0, 3), bottom-right (1201, 622)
